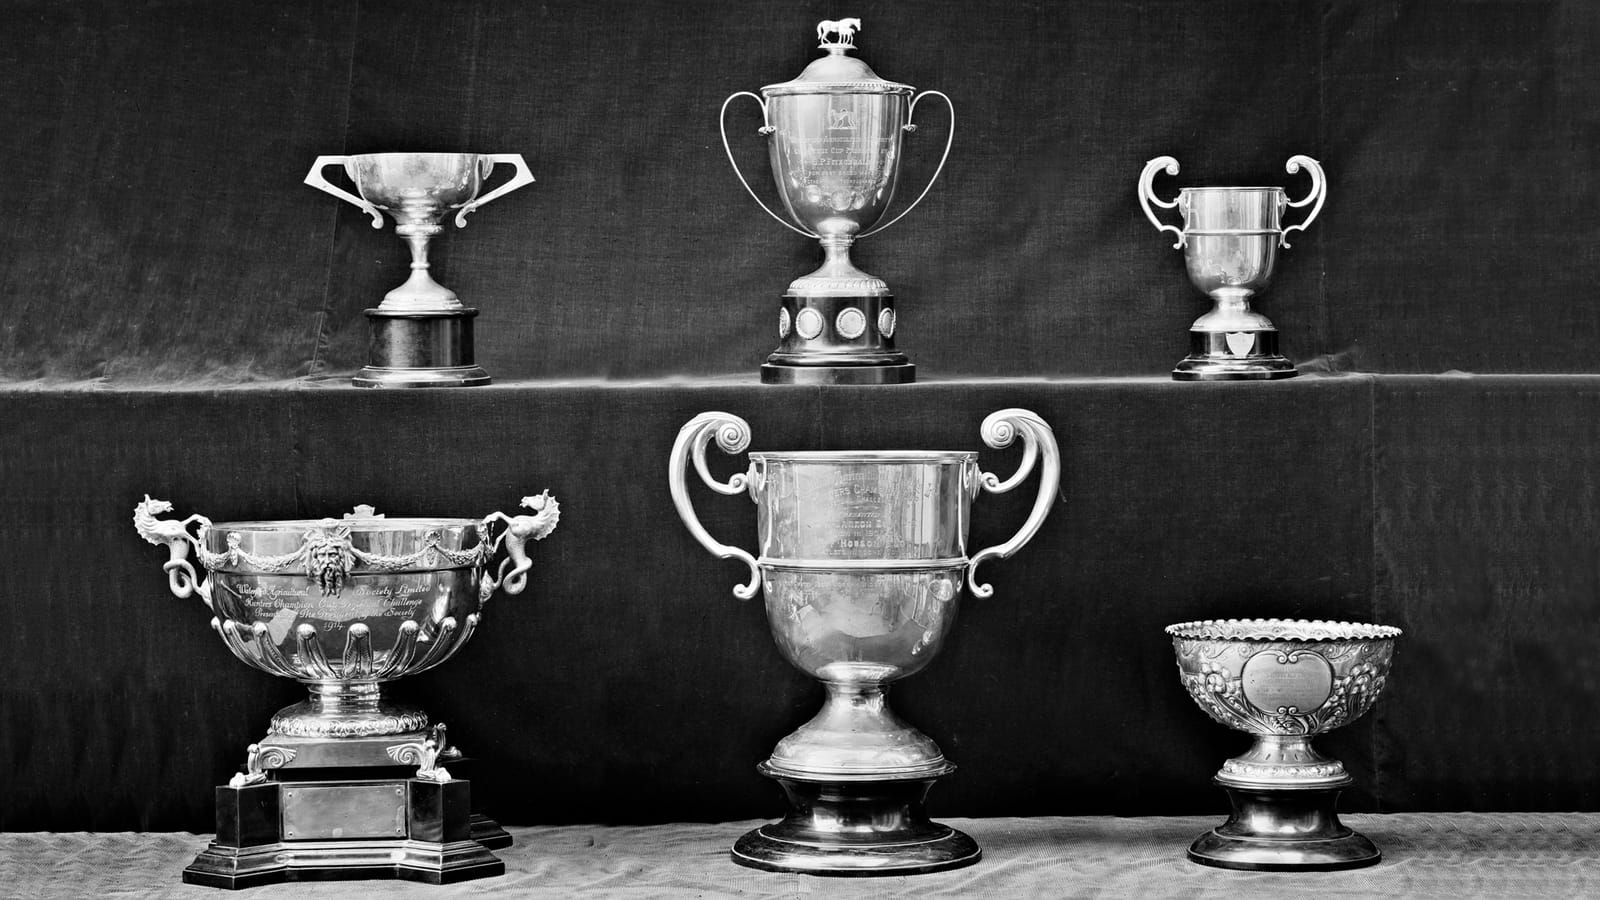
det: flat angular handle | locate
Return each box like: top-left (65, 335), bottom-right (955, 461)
top-left (455, 153), bottom-right (536, 227)
top-left (304, 155), bottom-right (384, 228)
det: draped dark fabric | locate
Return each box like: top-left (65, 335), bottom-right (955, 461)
top-left (0, 0), bottom-right (1596, 832)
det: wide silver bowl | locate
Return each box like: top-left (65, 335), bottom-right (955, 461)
top-left (135, 495), bottom-right (559, 739)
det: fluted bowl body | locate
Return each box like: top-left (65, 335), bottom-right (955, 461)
top-left (1167, 618), bottom-right (1400, 737)
top-left (199, 516), bottom-right (489, 685)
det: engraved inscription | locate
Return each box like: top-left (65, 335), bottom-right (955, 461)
top-left (791, 137), bottom-right (894, 188)
top-left (1241, 650), bottom-right (1334, 714)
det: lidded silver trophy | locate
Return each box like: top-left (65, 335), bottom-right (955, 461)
top-left (1139, 156), bottom-right (1326, 380)
top-left (722, 18), bottom-right (953, 384)
top-left (134, 494), bottom-right (560, 888)
top-left (305, 152), bottom-right (535, 387)
top-left (1167, 618), bottom-right (1401, 870)
top-left (669, 410), bottom-right (1060, 875)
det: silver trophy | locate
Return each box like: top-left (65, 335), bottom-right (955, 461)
top-left (134, 494), bottom-right (560, 887)
top-left (1139, 156), bottom-right (1326, 380)
top-left (722, 18), bottom-right (953, 384)
top-left (305, 152), bottom-right (535, 387)
top-left (669, 410), bottom-right (1060, 875)
top-left (1167, 618), bottom-right (1401, 870)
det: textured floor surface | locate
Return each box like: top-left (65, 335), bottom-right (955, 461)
top-left (1, 813), bottom-right (1595, 898)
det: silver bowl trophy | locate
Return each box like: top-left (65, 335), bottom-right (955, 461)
top-left (722, 19), bottom-right (953, 384)
top-left (134, 493), bottom-right (560, 888)
top-left (1139, 155), bottom-right (1326, 381)
top-left (669, 409), bottom-right (1059, 875)
top-left (1167, 618), bottom-right (1401, 870)
top-left (305, 152), bottom-right (535, 388)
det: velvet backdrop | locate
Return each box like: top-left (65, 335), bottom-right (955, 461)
top-left (1, 0), bottom-right (1597, 833)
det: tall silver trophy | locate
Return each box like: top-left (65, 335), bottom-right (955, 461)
top-left (722, 19), bottom-right (953, 384)
top-left (669, 410), bottom-right (1060, 875)
top-left (1167, 618), bottom-right (1400, 870)
top-left (1139, 156), bottom-right (1326, 380)
top-left (135, 494), bottom-right (560, 888)
top-left (305, 152), bottom-right (535, 387)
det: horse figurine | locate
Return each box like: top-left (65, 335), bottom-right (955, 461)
top-left (133, 495), bottom-right (213, 605)
top-left (481, 490), bottom-right (562, 599)
top-left (817, 18), bottom-right (862, 47)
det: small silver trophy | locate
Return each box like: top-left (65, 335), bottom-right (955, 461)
top-left (669, 410), bottom-right (1060, 875)
top-left (305, 152), bottom-right (534, 387)
top-left (135, 494), bottom-right (560, 887)
top-left (722, 18), bottom-right (953, 384)
top-left (1139, 156), bottom-right (1326, 380)
top-left (1167, 618), bottom-right (1401, 870)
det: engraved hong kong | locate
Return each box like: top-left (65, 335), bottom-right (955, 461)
top-left (305, 152), bottom-right (536, 388)
top-left (1167, 618), bottom-right (1401, 871)
top-left (721, 17), bottom-right (953, 384)
top-left (133, 493), bottom-right (560, 888)
top-left (668, 409), bottom-right (1060, 876)
top-left (1138, 155), bottom-right (1326, 381)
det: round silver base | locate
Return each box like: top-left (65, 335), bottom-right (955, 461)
top-left (1187, 784), bottom-right (1380, 871)
top-left (731, 769), bottom-right (980, 877)
top-left (355, 364), bottom-right (492, 388)
top-left (1173, 330), bottom-right (1298, 381)
top-left (760, 362), bottom-right (916, 385)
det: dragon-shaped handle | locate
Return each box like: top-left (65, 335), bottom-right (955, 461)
top-left (1279, 155), bottom-right (1326, 248)
top-left (480, 491), bottom-right (562, 600)
top-left (454, 154), bottom-right (536, 228)
top-left (133, 495), bottom-right (215, 608)
top-left (967, 410), bottom-right (1063, 599)
top-left (1138, 155), bottom-right (1185, 249)
top-left (668, 412), bottom-right (761, 600)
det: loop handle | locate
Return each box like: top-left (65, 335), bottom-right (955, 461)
top-left (859, 90), bottom-right (955, 239)
top-left (1138, 156), bottom-right (1185, 249)
top-left (1279, 155), bottom-right (1326, 248)
top-left (720, 92), bottom-right (817, 239)
top-left (668, 412), bottom-right (761, 600)
top-left (303, 155), bottom-right (384, 229)
top-left (455, 153), bottom-right (536, 228)
top-left (967, 410), bottom-right (1062, 599)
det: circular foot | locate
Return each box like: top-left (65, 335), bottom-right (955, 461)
top-left (760, 363), bottom-right (916, 385)
top-left (1187, 827), bottom-right (1381, 871)
top-left (354, 364), bottom-right (491, 388)
top-left (1172, 360), bottom-right (1299, 381)
top-left (1173, 330), bottom-right (1298, 381)
top-left (733, 823), bottom-right (980, 876)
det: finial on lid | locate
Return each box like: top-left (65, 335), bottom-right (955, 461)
top-left (816, 17), bottom-right (862, 52)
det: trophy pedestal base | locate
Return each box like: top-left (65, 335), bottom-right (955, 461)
top-left (356, 307), bottom-right (490, 388)
top-left (182, 776), bottom-right (507, 889)
top-left (762, 294), bottom-right (914, 385)
top-left (1173, 330), bottom-right (1298, 381)
top-left (1187, 784), bottom-right (1380, 871)
top-left (731, 768), bottom-right (980, 877)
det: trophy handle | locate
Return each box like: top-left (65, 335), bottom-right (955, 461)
top-left (668, 412), bottom-right (761, 600)
top-left (967, 410), bottom-right (1062, 600)
top-left (478, 490), bottom-right (562, 600)
top-left (719, 91), bottom-right (818, 239)
top-left (1279, 155), bottom-right (1326, 248)
top-left (303, 155), bottom-right (384, 229)
top-left (858, 90), bottom-right (955, 240)
top-left (454, 154), bottom-right (536, 227)
top-left (1138, 156), bottom-right (1186, 249)
top-left (133, 495), bottom-right (215, 609)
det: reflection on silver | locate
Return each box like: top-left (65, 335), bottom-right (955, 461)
top-left (670, 409), bottom-right (1061, 875)
top-left (1139, 156), bottom-right (1326, 381)
top-left (1167, 618), bottom-right (1400, 870)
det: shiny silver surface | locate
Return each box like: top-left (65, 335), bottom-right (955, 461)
top-left (670, 409), bottom-right (1060, 875)
top-left (1167, 617), bottom-right (1400, 870)
top-left (721, 19), bottom-right (953, 382)
top-left (135, 494), bottom-right (560, 739)
top-left (1139, 156), bottom-right (1325, 380)
top-left (304, 152), bottom-right (534, 387)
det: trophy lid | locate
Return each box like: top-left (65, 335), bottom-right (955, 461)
top-left (761, 18), bottom-right (914, 96)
